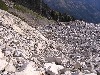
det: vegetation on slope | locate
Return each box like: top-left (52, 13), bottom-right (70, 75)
top-left (13, 4), bottom-right (43, 19)
top-left (0, 0), bottom-right (8, 11)
top-left (0, 0), bottom-right (75, 22)
top-left (10, 0), bottom-right (75, 22)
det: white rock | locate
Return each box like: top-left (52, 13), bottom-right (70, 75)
top-left (85, 73), bottom-right (97, 75)
top-left (13, 50), bottom-right (22, 57)
top-left (67, 26), bottom-right (70, 28)
top-left (12, 25), bottom-right (23, 35)
top-left (44, 62), bottom-right (64, 75)
top-left (78, 72), bottom-right (84, 75)
top-left (5, 60), bottom-right (16, 72)
top-left (65, 71), bottom-right (71, 75)
top-left (95, 57), bottom-right (100, 62)
top-left (15, 71), bottom-right (45, 75)
top-left (0, 58), bottom-right (8, 70)
top-left (3, 71), bottom-right (8, 75)
top-left (80, 62), bottom-right (86, 66)
top-left (4, 50), bottom-right (11, 56)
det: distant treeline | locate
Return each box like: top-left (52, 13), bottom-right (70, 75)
top-left (10, 0), bottom-right (75, 22)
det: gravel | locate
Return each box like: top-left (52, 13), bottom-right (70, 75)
top-left (0, 9), bottom-right (100, 75)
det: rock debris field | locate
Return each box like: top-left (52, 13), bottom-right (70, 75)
top-left (0, 9), bottom-right (100, 75)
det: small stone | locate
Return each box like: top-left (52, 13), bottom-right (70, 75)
top-left (0, 59), bottom-right (8, 70)
top-left (79, 72), bottom-right (85, 75)
top-left (65, 71), bottom-right (71, 75)
top-left (5, 50), bottom-right (11, 56)
top-left (13, 50), bottom-right (22, 57)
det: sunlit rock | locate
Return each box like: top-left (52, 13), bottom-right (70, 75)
top-left (44, 62), bottom-right (64, 75)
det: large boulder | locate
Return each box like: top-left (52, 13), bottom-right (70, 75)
top-left (15, 61), bottom-right (45, 75)
top-left (44, 62), bottom-right (64, 75)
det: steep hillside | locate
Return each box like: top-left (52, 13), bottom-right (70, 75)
top-left (0, 9), bottom-right (100, 75)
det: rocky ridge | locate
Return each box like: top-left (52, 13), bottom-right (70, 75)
top-left (0, 9), bottom-right (100, 75)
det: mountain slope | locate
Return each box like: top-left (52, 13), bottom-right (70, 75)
top-left (44, 0), bottom-right (100, 23)
top-left (8, 0), bottom-right (75, 22)
top-left (0, 0), bottom-right (100, 75)
top-left (0, 9), bottom-right (100, 75)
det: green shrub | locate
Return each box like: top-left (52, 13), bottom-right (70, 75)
top-left (0, 0), bottom-right (8, 11)
top-left (14, 4), bottom-right (27, 13)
